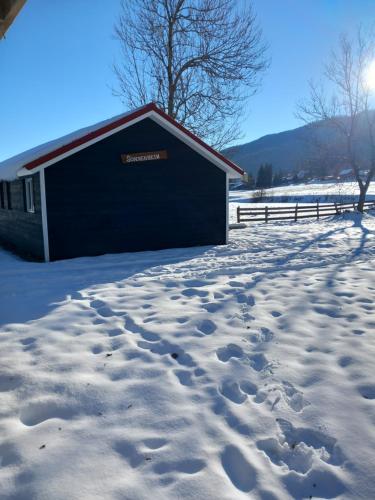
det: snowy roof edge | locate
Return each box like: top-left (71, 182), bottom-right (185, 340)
top-left (0, 103), bottom-right (244, 180)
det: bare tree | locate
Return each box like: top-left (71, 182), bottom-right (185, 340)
top-left (113, 0), bottom-right (268, 149)
top-left (297, 27), bottom-right (375, 212)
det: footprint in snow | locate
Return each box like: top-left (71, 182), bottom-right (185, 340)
top-left (338, 356), bottom-right (354, 368)
top-left (249, 353), bottom-right (269, 372)
top-left (176, 316), bottom-right (189, 324)
top-left (93, 318), bottom-right (106, 325)
top-left (281, 381), bottom-right (310, 412)
top-left (91, 344), bottom-right (103, 355)
top-left (0, 374), bottom-right (22, 392)
top-left (181, 288), bottom-right (209, 298)
top-left (357, 384), bottom-right (375, 400)
top-left (240, 380), bottom-right (258, 396)
top-left (20, 337), bottom-right (36, 347)
top-left (108, 328), bottom-right (124, 337)
top-left (282, 467), bottom-right (346, 499)
top-left (163, 280), bottom-right (179, 289)
top-left (97, 306), bottom-right (118, 318)
top-left (257, 436), bottom-right (313, 474)
top-left (202, 302), bottom-right (222, 313)
top-left (352, 329), bottom-right (365, 335)
top-left (221, 445), bottom-right (256, 493)
top-left (219, 379), bottom-right (258, 404)
top-left (184, 279), bottom-right (213, 288)
top-left (196, 319), bottom-right (216, 335)
top-left (211, 397), bottom-right (253, 437)
top-left (216, 343), bottom-right (244, 362)
top-left (110, 338), bottom-right (124, 351)
top-left (0, 442), bottom-right (21, 467)
top-left (20, 400), bottom-right (80, 426)
top-left (114, 440), bottom-right (144, 468)
top-left (249, 327), bottom-right (274, 344)
top-left (169, 295), bottom-right (181, 300)
top-left (124, 316), bottom-right (160, 342)
top-left (90, 299), bottom-right (106, 309)
top-left (237, 293), bottom-right (255, 306)
top-left (228, 280), bottom-right (244, 288)
top-left (219, 381), bottom-right (247, 404)
top-left (174, 370), bottom-right (194, 387)
top-left (271, 311), bottom-right (282, 318)
top-left (90, 299), bottom-right (125, 318)
top-left (276, 418), bottom-right (345, 466)
top-left (258, 431), bottom-right (347, 498)
top-left (137, 340), bottom-right (196, 367)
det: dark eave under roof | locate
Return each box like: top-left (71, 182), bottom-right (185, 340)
top-left (0, 0), bottom-right (26, 38)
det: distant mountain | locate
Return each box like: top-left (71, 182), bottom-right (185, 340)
top-left (222, 124), bottom-right (319, 176)
top-left (223, 111), bottom-right (375, 175)
top-left (223, 113), bottom-right (375, 177)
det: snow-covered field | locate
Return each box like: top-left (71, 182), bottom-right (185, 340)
top-left (1, 205), bottom-right (375, 499)
top-left (230, 181), bottom-right (375, 205)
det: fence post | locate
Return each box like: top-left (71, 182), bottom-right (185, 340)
top-left (316, 201), bottom-right (319, 220)
top-left (334, 202), bottom-right (339, 214)
top-left (353, 202), bottom-right (356, 211)
top-left (265, 206), bottom-right (269, 223)
top-left (237, 206), bottom-right (240, 223)
top-left (294, 203), bottom-right (298, 222)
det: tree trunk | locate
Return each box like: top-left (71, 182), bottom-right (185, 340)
top-left (357, 184), bottom-right (367, 213)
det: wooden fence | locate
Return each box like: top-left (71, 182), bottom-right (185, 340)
top-left (237, 200), bottom-right (375, 223)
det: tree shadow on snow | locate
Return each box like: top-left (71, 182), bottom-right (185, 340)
top-left (324, 211), bottom-right (374, 289)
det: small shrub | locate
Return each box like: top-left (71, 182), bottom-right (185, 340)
top-left (252, 188), bottom-right (267, 202)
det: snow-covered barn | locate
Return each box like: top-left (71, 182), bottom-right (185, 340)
top-left (0, 103), bottom-right (243, 261)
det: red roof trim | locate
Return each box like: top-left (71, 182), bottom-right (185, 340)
top-left (24, 102), bottom-right (243, 175)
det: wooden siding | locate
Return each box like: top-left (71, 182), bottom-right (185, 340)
top-left (0, 174), bottom-right (44, 259)
top-left (45, 118), bottom-right (226, 261)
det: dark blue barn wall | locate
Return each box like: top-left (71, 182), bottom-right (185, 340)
top-left (0, 174), bottom-right (44, 259)
top-left (45, 118), bottom-right (227, 261)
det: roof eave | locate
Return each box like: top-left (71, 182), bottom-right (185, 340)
top-left (15, 103), bottom-right (243, 178)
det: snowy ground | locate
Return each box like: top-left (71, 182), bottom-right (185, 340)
top-left (230, 181), bottom-right (375, 205)
top-left (1, 208), bottom-right (375, 499)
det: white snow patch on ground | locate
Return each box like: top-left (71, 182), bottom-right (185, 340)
top-left (1, 207), bottom-right (375, 499)
top-left (231, 181), bottom-right (375, 206)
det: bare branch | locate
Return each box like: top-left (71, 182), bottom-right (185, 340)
top-left (296, 25), bottom-right (375, 211)
top-left (113, 0), bottom-right (268, 148)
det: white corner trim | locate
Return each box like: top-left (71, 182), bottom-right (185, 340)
top-left (225, 173), bottom-right (229, 244)
top-left (39, 169), bottom-right (50, 262)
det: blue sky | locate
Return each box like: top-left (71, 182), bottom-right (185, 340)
top-left (1, 0), bottom-right (375, 161)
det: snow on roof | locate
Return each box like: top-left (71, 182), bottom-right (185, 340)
top-left (0, 103), bottom-right (243, 180)
top-left (0, 108), bottom-right (138, 181)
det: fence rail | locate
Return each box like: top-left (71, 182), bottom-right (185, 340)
top-left (237, 200), bottom-right (375, 223)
